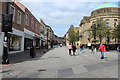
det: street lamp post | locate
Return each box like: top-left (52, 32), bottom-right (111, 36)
top-left (2, 32), bottom-right (9, 64)
top-left (2, 2), bottom-right (12, 64)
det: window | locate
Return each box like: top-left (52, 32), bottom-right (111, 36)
top-left (10, 5), bottom-right (15, 21)
top-left (31, 18), bottom-right (34, 29)
top-left (114, 19), bottom-right (117, 21)
top-left (114, 19), bottom-right (117, 26)
top-left (106, 19), bottom-right (110, 27)
top-left (26, 13), bottom-right (29, 26)
top-left (35, 22), bottom-right (40, 33)
top-left (17, 11), bottom-right (21, 24)
top-left (98, 11), bottom-right (100, 13)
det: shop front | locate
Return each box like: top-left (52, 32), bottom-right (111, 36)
top-left (8, 34), bottom-right (22, 51)
top-left (40, 34), bottom-right (47, 49)
top-left (34, 34), bottom-right (41, 49)
top-left (24, 33), bottom-right (34, 50)
top-left (24, 29), bottom-right (34, 50)
top-left (8, 28), bottom-right (24, 52)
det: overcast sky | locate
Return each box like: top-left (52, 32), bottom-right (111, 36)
top-left (20, 0), bottom-right (119, 37)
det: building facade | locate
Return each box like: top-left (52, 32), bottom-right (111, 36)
top-left (1, 2), bottom-right (25, 53)
top-left (58, 37), bottom-right (65, 45)
top-left (65, 26), bottom-right (80, 47)
top-left (0, 1), bottom-right (57, 55)
top-left (79, 2), bottom-right (120, 45)
top-left (46, 25), bottom-right (54, 48)
top-left (40, 19), bottom-right (47, 48)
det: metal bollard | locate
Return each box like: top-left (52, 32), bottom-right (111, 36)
top-left (30, 46), bottom-right (36, 58)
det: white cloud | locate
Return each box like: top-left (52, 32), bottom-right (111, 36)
top-left (21, 1), bottom-right (118, 37)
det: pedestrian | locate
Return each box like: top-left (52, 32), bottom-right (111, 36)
top-left (99, 44), bottom-right (106, 59)
top-left (80, 44), bottom-right (84, 53)
top-left (87, 43), bottom-right (91, 49)
top-left (60, 43), bottom-right (62, 47)
top-left (72, 44), bottom-right (77, 56)
top-left (91, 44), bottom-right (97, 54)
top-left (117, 45), bottom-right (120, 52)
top-left (91, 45), bottom-right (94, 53)
top-left (68, 43), bottom-right (72, 56)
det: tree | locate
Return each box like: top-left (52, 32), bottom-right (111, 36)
top-left (91, 24), bottom-right (97, 39)
top-left (67, 25), bottom-right (82, 45)
top-left (90, 19), bottom-right (111, 44)
top-left (113, 24), bottom-right (120, 43)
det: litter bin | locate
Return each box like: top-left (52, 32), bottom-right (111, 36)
top-left (30, 46), bottom-right (36, 58)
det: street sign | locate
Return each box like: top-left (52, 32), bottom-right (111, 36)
top-left (2, 14), bottom-right (13, 32)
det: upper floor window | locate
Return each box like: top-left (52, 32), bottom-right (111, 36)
top-left (35, 23), bottom-right (39, 33)
top-left (97, 11), bottom-right (100, 13)
top-left (10, 5), bottom-right (15, 21)
top-left (31, 18), bottom-right (34, 29)
top-left (26, 13), bottom-right (29, 26)
top-left (17, 11), bottom-right (21, 25)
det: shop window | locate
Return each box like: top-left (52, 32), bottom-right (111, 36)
top-left (26, 13), bottom-right (29, 26)
top-left (17, 11), bottom-right (21, 25)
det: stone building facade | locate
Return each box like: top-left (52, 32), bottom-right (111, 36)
top-left (79, 2), bottom-right (120, 45)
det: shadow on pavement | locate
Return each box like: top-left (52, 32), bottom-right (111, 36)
top-left (0, 46), bottom-right (58, 64)
top-left (0, 48), bottom-right (51, 64)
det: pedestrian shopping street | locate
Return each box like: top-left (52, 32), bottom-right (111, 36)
top-left (1, 46), bottom-right (119, 78)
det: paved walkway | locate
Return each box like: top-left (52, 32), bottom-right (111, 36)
top-left (1, 46), bottom-right (119, 78)
top-left (0, 48), bottom-right (48, 64)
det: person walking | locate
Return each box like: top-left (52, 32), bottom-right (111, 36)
top-left (117, 45), bottom-right (120, 52)
top-left (87, 43), bottom-right (91, 49)
top-left (99, 44), bottom-right (106, 59)
top-left (68, 44), bottom-right (72, 56)
top-left (91, 44), bottom-right (97, 54)
top-left (72, 45), bottom-right (77, 56)
top-left (80, 44), bottom-right (84, 53)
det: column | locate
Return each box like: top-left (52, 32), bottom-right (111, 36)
top-left (21, 35), bottom-right (24, 51)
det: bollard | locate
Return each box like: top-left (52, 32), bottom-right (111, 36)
top-left (30, 46), bottom-right (36, 58)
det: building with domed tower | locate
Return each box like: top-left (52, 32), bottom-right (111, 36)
top-left (79, 2), bottom-right (120, 48)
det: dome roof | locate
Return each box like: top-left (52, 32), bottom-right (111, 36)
top-left (94, 2), bottom-right (119, 11)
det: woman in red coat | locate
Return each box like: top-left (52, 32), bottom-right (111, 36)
top-left (99, 44), bottom-right (106, 59)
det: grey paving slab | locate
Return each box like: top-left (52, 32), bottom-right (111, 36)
top-left (84, 59), bottom-right (118, 72)
top-left (21, 72), bottom-right (40, 78)
top-left (38, 70), bottom-right (57, 78)
top-left (57, 68), bottom-right (74, 78)
top-left (1, 47), bottom-right (118, 78)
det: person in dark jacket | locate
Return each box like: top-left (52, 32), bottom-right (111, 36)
top-left (80, 44), bottom-right (84, 53)
top-left (72, 45), bottom-right (77, 56)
